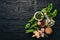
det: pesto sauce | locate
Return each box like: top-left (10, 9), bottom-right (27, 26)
top-left (35, 13), bottom-right (42, 19)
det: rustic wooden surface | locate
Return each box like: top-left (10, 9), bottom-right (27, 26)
top-left (0, 0), bottom-right (60, 40)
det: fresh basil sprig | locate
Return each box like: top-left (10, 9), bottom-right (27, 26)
top-left (41, 3), bottom-right (52, 12)
top-left (41, 3), bottom-right (57, 18)
top-left (48, 9), bottom-right (57, 18)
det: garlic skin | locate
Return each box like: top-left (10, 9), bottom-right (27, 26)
top-left (32, 31), bottom-right (40, 38)
top-left (48, 19), bottom-right (55, 26)
top-left (41, 28), bottom-right (45, 32)
top-left (43, 12), bottom-right (55, 26)
top-left (45, 19), bottom-right (55, 26)
top-left (38, 30), bottom-right (44, 37)
top-left (38, 30), bottom-right (42, 34)
top-left (41, 33), bottom-right (44, 37)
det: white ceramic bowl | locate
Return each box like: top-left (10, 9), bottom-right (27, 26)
top-left (34, 11), bottom-right (44, 21)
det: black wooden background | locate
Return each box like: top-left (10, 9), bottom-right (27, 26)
top-left (0, 0), bottom-right (60, 40)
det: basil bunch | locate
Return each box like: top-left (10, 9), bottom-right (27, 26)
top-left (41, 3), bottom-right (57, 18)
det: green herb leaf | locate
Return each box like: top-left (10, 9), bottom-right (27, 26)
top-left (52, 9), bottom-right (57, 17)
top-left (47, 3), bottom-right (53, 12)
top-left (41, 3), bottom-right (52, 12)
top-left (41, 8), bottom-right (47, 12)
top-left (28, 16), bottom-right (35, 24)
top-left (25, 23), bottom-right (30, 29)
top-left (30, 23), bottom-right (37, 29)
top-left (34, 27), bottom-right (39, 30)
top-left (26, 29), bottom-right (34, 33)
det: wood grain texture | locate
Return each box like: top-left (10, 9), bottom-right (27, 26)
top-left (0, 0), bottom-right (60, 40)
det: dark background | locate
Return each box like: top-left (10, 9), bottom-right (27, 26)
top-left (0, 0), bottom-right (60, 40)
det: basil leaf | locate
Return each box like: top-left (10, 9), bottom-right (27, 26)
top-left (48, 9), bottom-right (57, 18)
top-left (30, 23), bottom-right (37, 28)
top-left (47, 3), bottom-right (52, 12)
top-left (26, 29), bottom-right (34, 33)
top-left (28, 16), bottom-right (35, 24)
top-left (41, 8), bottom-right (47, 12)
top-left (25, 23), bottom-right (31, 29)
top-left (52, 9), bottom-right (57, 17)
top-left (41, 3), bottom-right (52, 12)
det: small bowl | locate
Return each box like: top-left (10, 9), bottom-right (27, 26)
top-left (34, 11), bottom-right (44, 21)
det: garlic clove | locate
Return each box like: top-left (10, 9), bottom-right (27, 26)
top-left (41, 28), bottom-right (45, 32)
top-left (37, 36), bottom-right (40, 38)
